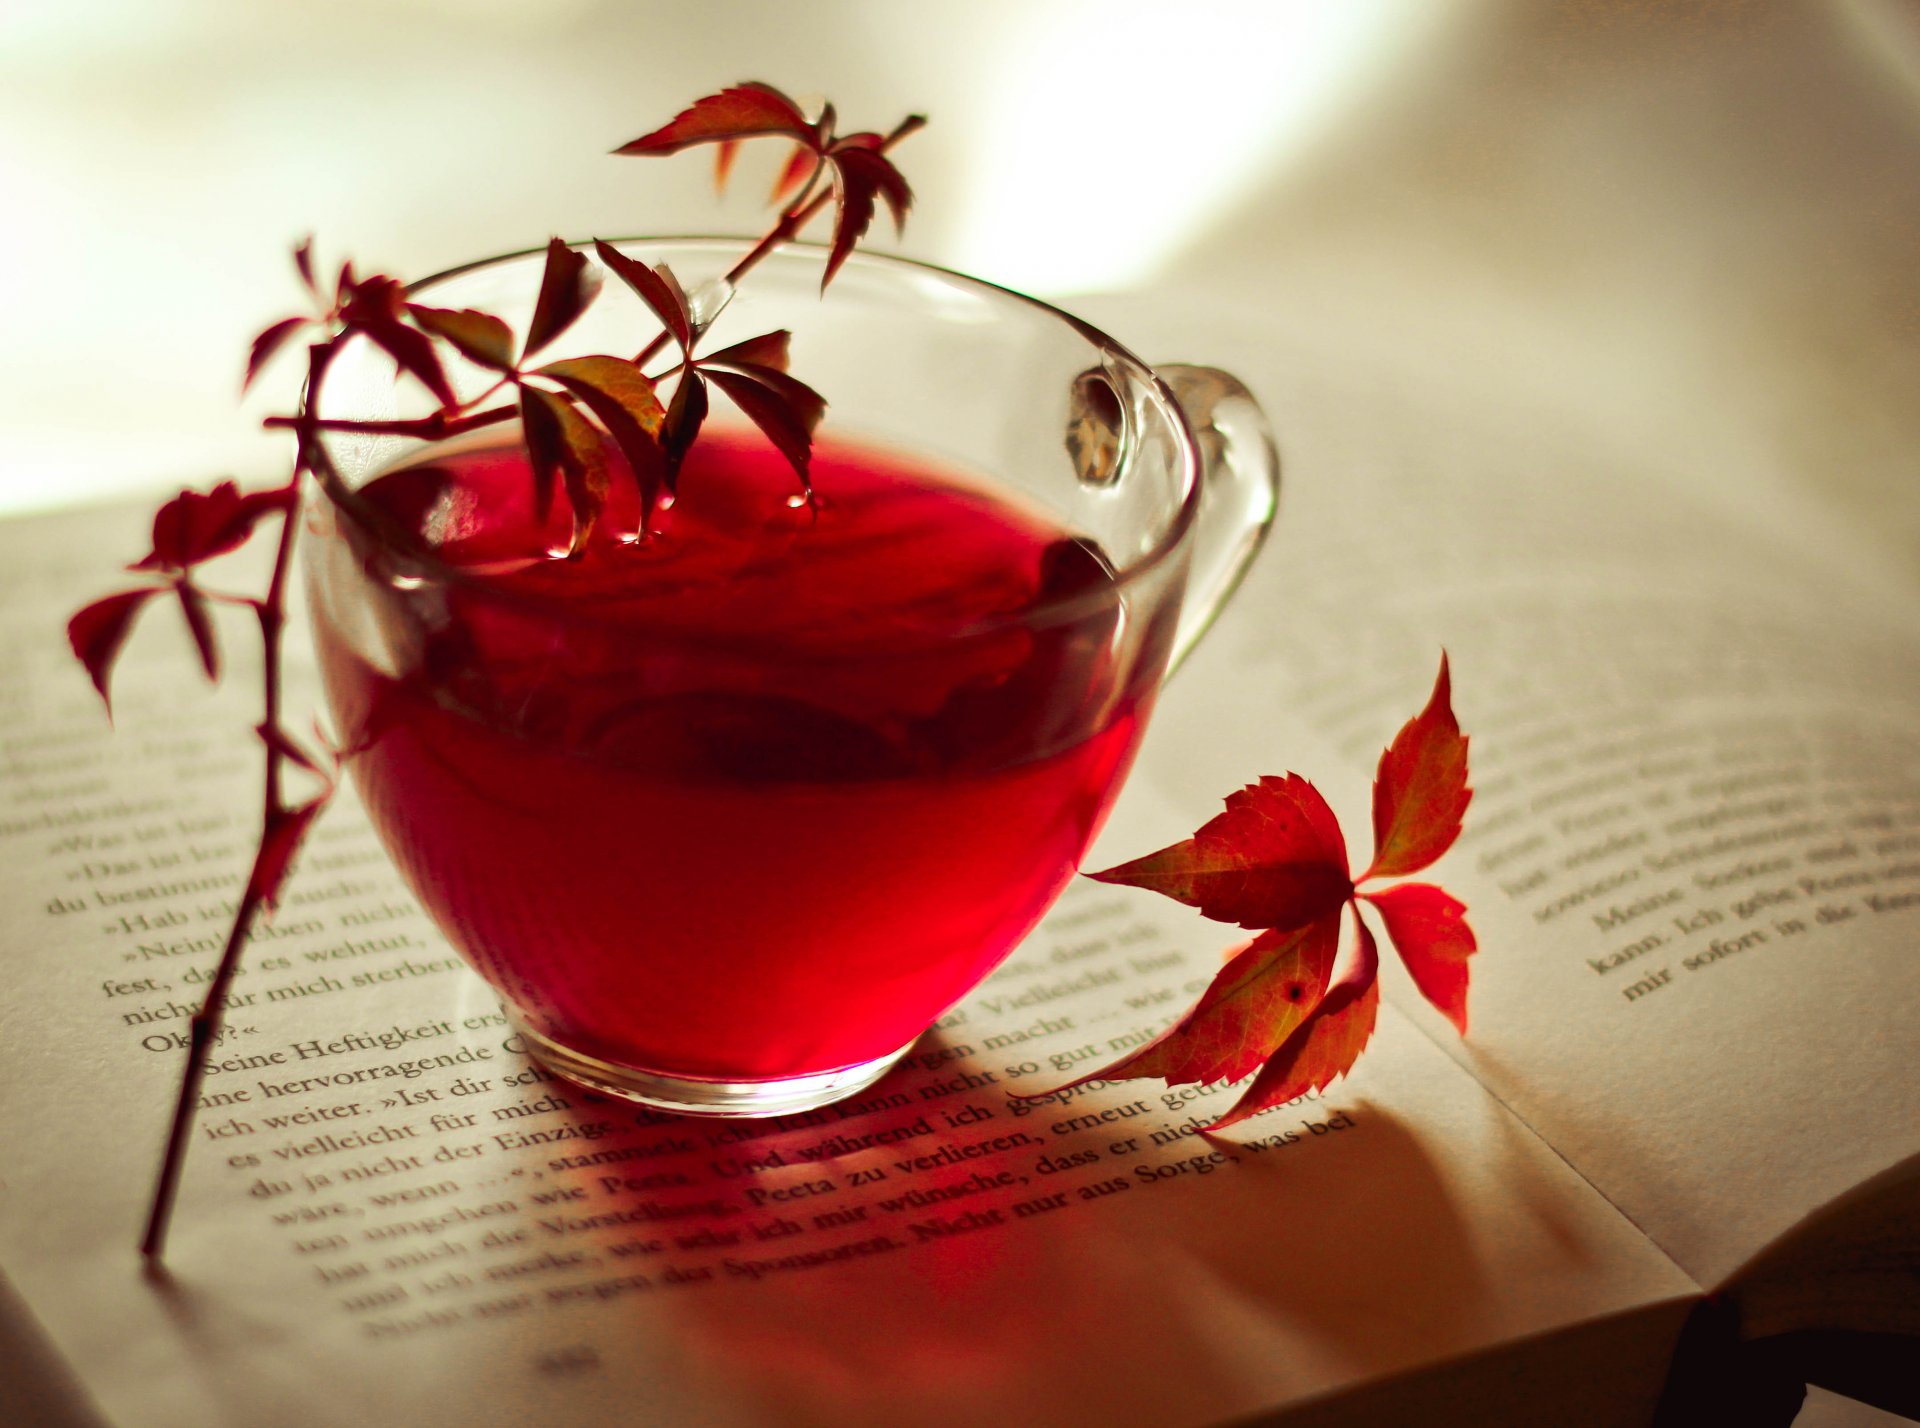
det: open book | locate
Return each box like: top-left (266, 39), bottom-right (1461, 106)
top-left (2, 301), bottom-right (1915, 1428)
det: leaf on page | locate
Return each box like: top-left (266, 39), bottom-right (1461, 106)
top-left (1089, 774), bottom-right (1352, 932)
top-left (1024, 654), bottom-right (1475, 1131)
top-left (1364, 653), bottom-right (1471, 880)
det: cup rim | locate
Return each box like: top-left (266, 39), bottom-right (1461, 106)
top-left (310, 236), bottom-right (1205, 642)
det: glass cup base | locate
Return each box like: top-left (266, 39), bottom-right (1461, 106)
top-left (504, 1006), bottom-right (916, 1118)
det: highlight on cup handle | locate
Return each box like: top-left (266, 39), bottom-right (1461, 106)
top-left (1157, 364), bottom-right (1281, 674)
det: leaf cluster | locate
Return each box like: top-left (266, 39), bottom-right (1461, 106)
top-left (1049, 656), bottom-right (1476, 1131)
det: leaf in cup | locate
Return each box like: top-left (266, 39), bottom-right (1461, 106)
top-left (522, 238), bottom-right (603, 360)
top-left (538, 357), bottom-right (669, 523)
top-left (410, 305), bottom-right (518, 373)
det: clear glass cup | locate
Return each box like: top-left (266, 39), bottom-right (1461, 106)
top-left (304, 239), bottom-right (1278, 1117)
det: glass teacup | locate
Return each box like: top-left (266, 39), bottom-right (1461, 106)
top-left (304, 240), bottom-right (1277, 1116)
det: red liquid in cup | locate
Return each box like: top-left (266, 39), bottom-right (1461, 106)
top-left (312, 428), bottom-right (1162, 1082)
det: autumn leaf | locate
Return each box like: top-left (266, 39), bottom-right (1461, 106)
top-left (822, 140), bottom-right (912, 288)
top-left (409, 304), bottom-right (517, 373)
top-left (614, 82), bottom-right (813, 159)
top-left (1365, 652), bottom-right (1471, 879)
top-left (1362, 882), bottom-right (1476, 1033)
top-left (1089, 773), bottom-right (1352, 933)
top-left (1209, 920), bottom-right (1383, 1131)
top-left (133, 481), bottom-right (290, 572)
top-left (68, 587), bottom-right (163, 715)
top-left (538, 356), bottom-right (669, 520)
top-left (1026, 655), bottom-right (1475, 1131)
top-left (702, 329), bottom-right (793, 371)
top-left (175, 581), bottom-right (220, 682)
top-left (594, 241), bottom-right (695, 355)
top-left (246, 795), bottom-right (332, 913)
top-left (519, 385), bottom-right (608, 547)
top-left (1089, 916), bottom-right (1341, 1088)
top-left (523, 239), bottom-right (602, 360)
top-left (244, 316), bottom-right (311, 393)
top-left (336, 273), bottom-right (456, 406)
top-left (660, 366), bottom-right (709, 485)
top-left (701, 363), bottom-right (824, 494)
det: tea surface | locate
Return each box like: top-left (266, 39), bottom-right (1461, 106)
top-left (312, 428), bottom-right (1158, 1080)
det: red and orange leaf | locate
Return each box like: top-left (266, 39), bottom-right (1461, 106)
top-left (175, 582), bottom-right (219, 682)
top-left (1090, 773), bottom-right (1352, 932)
top-left (244, 316), bottom-right (309, 393)
top-left (1210, 919), bottom-right (1383, 1131)
top-left (1081, 915), bottom-right (1340, 1089)
top-left (410, 304), bottom-right (517, 372)
top-left (519, 386), bottom-right (607, 548)
top-left (1364, 653), bottom-right (1471, 880)
top-left (522, 239), bottom-right (601, 360)
top-left (713, 138), bottom-right (742, 192)
top-left (614, 82), bottom-right (813, 156)
top-left (539, 356), bottom-right (668, 519)
top-left (246, 795), bottom-right (331, 913)
top-left (1362, 882), bottom-right (1476, 1034)
top-left (771, 144), bottom-right (819, 207)
top-left (594, 241), bottom-right (694, 354)
top-left (68, 587), bottom-right (163, 715)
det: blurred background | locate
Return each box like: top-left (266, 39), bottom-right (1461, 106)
top-left (3, 0), bottom-right (1917, 572)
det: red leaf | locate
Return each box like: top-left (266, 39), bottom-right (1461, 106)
top-left (660, 367), bottom-right (709, 486)
top-left (246, 795), bottom-right (331, 913)
top-left (519, 385), bottom-right (608, 550)
top-left (771, 144), bottom-right (819, 207)
top-left (1210, 917), bottom-right (1382, 1131)
top-left (713, 138), bottom-right (742, 192)
top-left (293, 237), bottom-right (318, 295)
top-left (175, 581), bottom-right (219, 682)
top-left (702, 329), bottom-right (792, 372)
top-left (1079, 916), bottom-right (1340, 1089)
top-left (257, 721), bottom-right (332, 783)
top-left (538, 356), bottom-right (668, 520)
top-left (68, 587), bottom-right (162, 715)
top-left (1363, 882), bottom-right (1476, 1033)
top-left (1090, 773), bottom-right (1352, 932)
top-left (134, 481), bottom-right (291, 572)
top-left (615, 82), bottom-right (813, 156)
top-left (410, 304), bottom-right (517, 372)
top-left (823, 144), bottom-right (912, 289)
top-left (523, 239), bottom-right (601, 360)
top-left (244, 316), bottom-right (309, 393)
top-left (703, 365), bottom-right (823, 494)
top-left (594, 240), bottom-right (694, 355)
top-left (338, 275), bottom-right (456, 406)
top-left (1364, 653), bottom-right (1471, 879)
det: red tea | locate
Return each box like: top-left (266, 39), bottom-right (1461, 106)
top-left (311, 428), bottom-right (1163, 1082)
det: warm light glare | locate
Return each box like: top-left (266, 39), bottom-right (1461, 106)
top-left (948, 0), bottom-right (1435, 296)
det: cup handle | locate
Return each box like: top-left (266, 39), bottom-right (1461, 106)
top-left (1157, 364), bottom-right (1281, 675)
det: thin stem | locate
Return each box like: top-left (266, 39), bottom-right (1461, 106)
top-left (140, 345), bottom-right (334, 1263)
top-left (631, 114), bottom-right (926, 369)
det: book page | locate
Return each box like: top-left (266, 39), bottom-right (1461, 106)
top-left (1082, 295), bottom-right (1920, 1296)
top-left (0, 501), bottom-right (1695, 1427)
